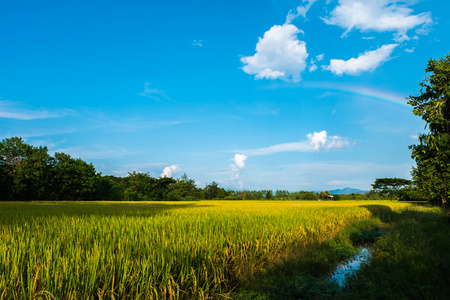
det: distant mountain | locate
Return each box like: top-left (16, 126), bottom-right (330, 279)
top-left (329, 187), bottom-right (368, 194)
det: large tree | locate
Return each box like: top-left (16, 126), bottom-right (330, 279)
top-left (371, 178), bottom-right (412, 200)
top-left (51, 152), bottom-right (99, 200)
top-left (0, 137), bottom-right (52, 200)
top-left (408, 52), bottom-right (450, 208)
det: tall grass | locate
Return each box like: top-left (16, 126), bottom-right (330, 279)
top-left (0, 201), bottom-right (410, 299)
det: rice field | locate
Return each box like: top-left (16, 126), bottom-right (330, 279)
top-left (0, 200), bottom-right (412, 299)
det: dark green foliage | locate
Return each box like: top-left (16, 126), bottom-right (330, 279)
top-left (168, 173), bottom-right (201, 200)
top-left (409, 52), bottom-right (450, 208)
top-left (0, 137), bottom-right (52, 200)
top-left (350, 228), bottom-right (384, 245)
top-left (0, 138), bottom-right (99, 201)
top-left (203, 181), bottom-right (230, 199)
top-left (344, 206), bottom-right (450, 299)
top-left (51, 152), bottom-right (99, 200)
top-left (371, 178), bottom-right (412, 200)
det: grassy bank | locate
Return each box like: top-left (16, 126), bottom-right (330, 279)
top-left (234, 203), bottom-right (450, 300)
top-left (1, 201), bottom-right (446, 299)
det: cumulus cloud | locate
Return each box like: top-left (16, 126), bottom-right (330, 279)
top-left (241, 24), bottom-right (309, 82)
top-left (307, 131), bottom-right (327, 151)
top-left (160, 165), bottom-right (181, 178)
top-left (241, 130), bottom-right (349, 155)
top-left (230, 154), bottom-right (247, 188)
top-left (323, 0), bottom-right (433, 42)
top-left (307, 130), bottom-right (349, 152)
top-left (323, 43), bottom-right (398, 75)
top-left (231, 154), bottom-right (247, 179)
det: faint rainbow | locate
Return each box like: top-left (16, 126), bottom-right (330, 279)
top-left (304, 82), bottom-right (411, 109)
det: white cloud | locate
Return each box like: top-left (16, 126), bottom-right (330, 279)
top-left (323, 43), bottom-right (398, 75)
top-left (241, 130), bottom-right (350, 155)
top-left (316, 54), bottom-right (324, 61)
top-left (192, 40), bottom-right (203, 47)
top-left (243, 141), bottom-right (312, 156)
top-left (0, 100), bottom-right (73, 120)
top-left (160, 165), bottom-right (181, 178)
top-left (286, 0), bottom-right (317, 23)
top-left (232, 154), bottom-right (247, 169)
top-left (241, 24), bottom-right (309, 82)
top-left (307, 130), bottom-right (327, 151)
top-left (323, 0), bottom-right (433, 42)
top-left (138, 83), bottom-right (173, 101)
top-left (231, 153), bottom-right (247, 179)
top-left (405, 47), bottom-right (415, 53)
top-left (309, 65), bottom-right (318, 72)
top-left (307, 130), bottom-right (349, 152)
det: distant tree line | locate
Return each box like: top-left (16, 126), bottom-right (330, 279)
top-left (0, 137), bottom-right (432, 202)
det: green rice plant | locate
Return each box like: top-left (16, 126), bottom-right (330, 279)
top-left (0, 200), bottom-right (411, 299)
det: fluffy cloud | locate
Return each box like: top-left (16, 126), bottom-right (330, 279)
top-left (307, 130), bottom-right (349, 152)
top-left (323, 0), bottom-right (433, 41)
top-left (231, 154), bottom-right (247, 179)
top-left (323, 43), bottom-right (398, 75)
top-left (241, 24), bottom-right (309, 82)
top-left (160, 165), bottom-right (180, 178)
top-left (307, 131), bottom-right (327, 151)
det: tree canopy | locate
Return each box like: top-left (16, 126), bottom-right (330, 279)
top-left (408, 52), bottom-right (450, 208)
top-left (371, 178), bottom-right (412, 200)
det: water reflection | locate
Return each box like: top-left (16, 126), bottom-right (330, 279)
top-left (329, 248), bottom-right (372, 287)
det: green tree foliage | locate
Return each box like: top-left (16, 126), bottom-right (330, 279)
top-left (0, 137), bottom-right (52, 200)
top-left (203, 181), bottom-right (221, 200)
top-left (0, 137), bottom-right (98, 201)
top-left (371, 178), bottom-right (412, 200)
top-left (168, 173), bottom-right (201, 200)
top-left (51, 152), bottom-right (99, 200)
top-left (408, 52), bottom-right (450, 208)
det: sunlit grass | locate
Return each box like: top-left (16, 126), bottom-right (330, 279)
top-left (0, 200), bottom-right (412, 299)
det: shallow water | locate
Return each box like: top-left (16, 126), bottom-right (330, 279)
top-left (329, 247), bottom-right (372, 287)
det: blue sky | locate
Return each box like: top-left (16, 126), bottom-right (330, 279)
top-left (1, 0), bottom-right (449, 191)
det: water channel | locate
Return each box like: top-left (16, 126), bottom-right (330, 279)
top-left (329, 247), bottom-right (372, 287)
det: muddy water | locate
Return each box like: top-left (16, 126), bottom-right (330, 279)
top-left (329, 247), bottom-right (372, 287)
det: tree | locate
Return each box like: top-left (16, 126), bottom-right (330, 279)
top-left (0, 137), bottom-right (52, 200)
top-left (168, 173), bottom-right (201, 200)
top-left (204, 181), bottom-right (218, 200)
top-left (124, 172), bottom-right (157, 201)
top-left (371, 178), bottom-right (412, 200)
top-left (408, 52), bottom-right (450, 208)
top-left (51, 152), bottom-right (99, 200)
